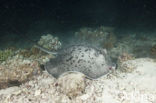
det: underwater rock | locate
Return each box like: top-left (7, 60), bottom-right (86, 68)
top-left (0, 55), bottom-right (41, 89)
top-left (119, 60), bottom-right (137, 73)
top-left (74, 26), bottom-right (116, 49)
top-left (56, 72), bottom-right (86, 98)
top-left (38, 34), bottom-right (62, 51)
top-left (117, 53), bottom-right (135, 64)
top-left (45, 45), bottom-right (115, 79)
top-left (110, 34), bottom-right (156, 59)
top-left (117, 53), bottom-right (136, 73)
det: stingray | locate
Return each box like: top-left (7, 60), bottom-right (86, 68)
top-left (7, 26), bottom-right (116, 79)
top-left (13, 31), bottom-right (116, 79)
top-left (8, 25), bottom-right (116, 79)
top-left (36, 44), bottom-right (116, 79)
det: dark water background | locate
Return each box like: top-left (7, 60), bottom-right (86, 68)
top-left (0, 0), bottom-right (156, 49)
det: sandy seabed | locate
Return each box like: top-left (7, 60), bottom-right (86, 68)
top-left (0, 58), bottom-right (156, 103)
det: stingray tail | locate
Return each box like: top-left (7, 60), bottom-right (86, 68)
top-left (34, 44), bottom-right (58, 55)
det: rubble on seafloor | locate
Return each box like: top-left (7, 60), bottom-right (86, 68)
top-left (0, 54), bottom-right (42, 89)
top-left (75, 26), bottom-right (116, 49)
top-left (0, 34), bottom-right (59, 90)
top-left (0, 46), bottom-right (54, 89)
top-left (56, 72), bottom-right (86, 99)
top-left (109, 34), bottom-right (156, 59)
top-left (0, 58), bottom-right (156, 103)
top-left (117, 52), bottom-right (136, 73)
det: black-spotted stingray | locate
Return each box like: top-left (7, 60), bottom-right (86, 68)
top-left (10, 26), bottom-right (116, 79)
top-left (41, 45), bottom-right (116, 79)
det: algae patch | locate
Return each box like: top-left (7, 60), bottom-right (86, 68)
top-left (0, 49), bottom-right (14, 62)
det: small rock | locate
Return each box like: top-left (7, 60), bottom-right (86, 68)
top-left (34, 89), bottom-right (41, 96)
top-left (57, 72), bottom-right (86, 98)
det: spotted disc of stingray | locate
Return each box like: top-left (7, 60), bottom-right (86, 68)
top-left (44, 45), bottom-right (116, 79)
